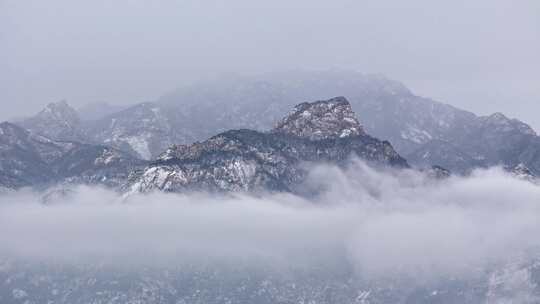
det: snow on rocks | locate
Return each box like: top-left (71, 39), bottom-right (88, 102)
top-left (272, 96), bottom-right (365, 140)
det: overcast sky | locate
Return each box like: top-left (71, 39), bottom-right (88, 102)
top-left (1, 0), bottom-right (539, 129)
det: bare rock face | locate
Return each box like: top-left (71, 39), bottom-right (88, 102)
top-left (127, 97), bottom-right (407, 194)
top-left (272, 96), bottom-right (365, 140)
top-left (508, 163), bottom-right (537, 183)
top-left (425, 165), bottom-right (451, 179)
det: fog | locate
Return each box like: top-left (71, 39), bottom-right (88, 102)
top-left (1, 0), bottom-right (539, 129)
top-left (1, 160), bottom-right (539, 281)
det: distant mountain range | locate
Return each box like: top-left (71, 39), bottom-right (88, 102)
top-left (0, 121), bottom-right (143, 190)
top-left (3, 70), bottom-right (538, 192)
top-left (2, 96), bottom-right (409, 193)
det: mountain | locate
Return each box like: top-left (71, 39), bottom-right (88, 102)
top-left (272, 97), bottom-right (365, 139)
top-left (81, 80), bottom-right (295, 160)
top-left (18, 100), bottom-right (86, 142)
top-left (73, 71), bottom-right (417, 160)
top-left (0, 122), bottom-right (68, 188)
top-left (84, 102), bottom-right (183, 160)
top-left (17, 100), bottom-right (177, 160)
top-left (127, 97), bottom-right (407, 194)
top-left (74, 71), bottom-right (539, 175)
top-left (363, 102), bottom-right (540, 174)
top-left (15, 71), bottom-right (540, 174)
top-left (0, 122), bottom-right (144, 190)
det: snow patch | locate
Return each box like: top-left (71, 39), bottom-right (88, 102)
top-left (401, 125), bottom-right (433, 144)
top-left (125, 136), bottom-right (152, 160)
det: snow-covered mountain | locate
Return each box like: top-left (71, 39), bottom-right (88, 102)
top-left (0, 122), bottom-right (56, 189)
top-left (84, 102), bottom-right (183, 160)
top-left (80, 80), bottom-right (296, 160)
top-left (18, 100), bottom-right (86, 142)
top-left (13, 70), bottom-right (540, 175)
top-left (386, 108), bottom-right (540, 174)
top-left (2, 97), bottom-right (409, 193)
top-left (127, 97), bottom-right (407, 194)
top-left (61, 71), bottom-right (539, 175)
top-left (0, 122), bottom-right (144, 190)
top-left (272, 97), bottom-right (365, 140)
top-left (74, 71), bottom-right (403, 159)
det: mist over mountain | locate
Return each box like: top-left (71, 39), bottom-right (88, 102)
top-left (1, 161), bottom-right (539, 303)
top-left (1, 72), bottom-right (539, 302)
top-left (2, 0), bottom-right (539, 302)
top-left (2, 0), bottom-right (539, 129)
top-left (14, 70), bottom-right (540, 177)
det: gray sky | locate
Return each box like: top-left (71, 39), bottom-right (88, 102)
top-left (1, 0), bottom-right (539, 129)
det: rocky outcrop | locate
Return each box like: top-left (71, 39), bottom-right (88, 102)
top-left (425, 165), bottom-right (451, 179)
top-left (508, 163), bottom-right (537, 183)
top-left (272, 96), bottom-right (365, 140)
top-left (127, 97), bottom-right (407, 194)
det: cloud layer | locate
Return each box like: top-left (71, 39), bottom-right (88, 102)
top-left (0, 160), bottom-right (539, 281)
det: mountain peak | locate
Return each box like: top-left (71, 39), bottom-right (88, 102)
top-left (272, 96), bottom-right (365, 140)
top-left (0, 121), bottom-right (27, 138)
top-left (482, 112), bottom-right (513, 127)
top-left (481, 112), bottom-right (537, 136)
top-left (18, 100), bottom-right (84, 142)
top-left (488, 112), bottom-right (507, 120)
top-left (42, 100), bottom-right (78, 119)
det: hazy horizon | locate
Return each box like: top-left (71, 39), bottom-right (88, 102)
top-left (1, 0), bottom-right (539, 129)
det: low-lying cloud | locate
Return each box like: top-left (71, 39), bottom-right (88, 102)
top-left (1, 160), bottom-right (539, 281)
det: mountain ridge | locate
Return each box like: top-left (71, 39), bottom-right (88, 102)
top-left (0, 122), bottom-right (145, 190)
top-left (11, 70), bottom-right (540, 175)
top-left (127, 97), bottom-right (408, 194)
